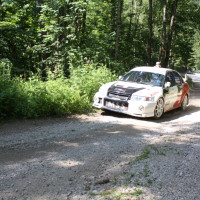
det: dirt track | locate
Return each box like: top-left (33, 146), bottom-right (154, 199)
top-left (0, 75), bottom-right (200, 200)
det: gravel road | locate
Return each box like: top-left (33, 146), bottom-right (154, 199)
top-left (0, 75), bottom-right (200, 200)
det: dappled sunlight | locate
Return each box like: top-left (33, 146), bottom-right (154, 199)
top-left (87, 185), bottom-right (157, 200)
top-left (93, 142), bottom-right (100, 146)
top-left (120, 154), bottom-right (137, 160)
top-left (54, 141), bottom-right (79, 147)
top-left (1, 163), bottom-right (21, 170)
top-left (0, 163), bottom-right (23, 180)
top-left (0, 191), bottom-right (15, 199)
top-left (106, 130), bottom-right (123, 134)
top-left (54, 160), bottom-right (84, 168)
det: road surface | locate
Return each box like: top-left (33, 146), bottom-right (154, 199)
top-left (0, 74), bottom-right (200, 200)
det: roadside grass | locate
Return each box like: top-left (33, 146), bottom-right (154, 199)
top-left (124, 173), bottom-right (135, 185)
top-left (140, 164), bottom-right (151, 177)
top-left (133, 144), bottom-right (166, 164)
top-left (118, 144), bottom-right (174, 188)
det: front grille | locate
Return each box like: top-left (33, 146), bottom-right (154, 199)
top-left (108, 92), bottom-right (129, 100)
top-left (104, 99), bottom-right (128, 111)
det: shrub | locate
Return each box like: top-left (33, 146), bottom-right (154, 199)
top-left (0, 78), bottom-right (20, 118)
top-left (0, 64), bottom-right (116, 119)
top-left (69, 63), bottom-right (117, 101)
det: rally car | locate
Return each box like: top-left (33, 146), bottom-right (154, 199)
top-left (93, 66), bottom-right (189, 119)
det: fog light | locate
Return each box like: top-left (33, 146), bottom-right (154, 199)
top-left (139, 105), bottom-right (144, 111)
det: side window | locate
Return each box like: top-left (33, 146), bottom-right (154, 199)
top-left (172, 71), bottom-right (183, 85)
top-left (165, 72), bottom-right (175, 87)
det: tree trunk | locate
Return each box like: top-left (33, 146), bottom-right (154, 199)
top-left (57, 1), bottom-right (72, 76)
top-left (38, 0), bottom-right (47, 78)
top-left (127, 0), bottom-right (134, 39)
top-left (159, 0), bottom-right (167, 66)
top-left (164, 0), bottom-right (178, 67)
top-left (110, 0), bottom-right (117, 58)
top-left (80, 0), bottom-right (87, 46)
top-left (115, 0), bottom-right (123, 59)
top-left (147, 0), bottom-right (153, 66)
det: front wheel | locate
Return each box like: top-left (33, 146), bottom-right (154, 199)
top-left (154, 98), bottom-right (164, 119)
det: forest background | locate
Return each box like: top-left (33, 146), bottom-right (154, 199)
top-left (0, 0), bottom-right (200, 119)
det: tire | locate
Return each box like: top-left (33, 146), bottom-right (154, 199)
top-left (154, 98), bottom-right (164, 119)
top-left (181, 95), bottom-right (188, 111)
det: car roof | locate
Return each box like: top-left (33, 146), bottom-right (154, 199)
top-left (131, 66), bottom-right (173, 75)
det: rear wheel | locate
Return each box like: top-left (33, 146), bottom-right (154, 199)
top-left (154, 98), bottom-right (164, 119)
top-left (181, 95), bottom-right (188, 110)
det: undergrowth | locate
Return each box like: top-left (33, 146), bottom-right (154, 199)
top-left (0, 64), bottom-right (116, 119)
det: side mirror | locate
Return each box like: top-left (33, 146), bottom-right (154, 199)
top-left (164, 82), bottom-right (171, 88)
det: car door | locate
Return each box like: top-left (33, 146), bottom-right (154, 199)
top-left (163, 72), bottom-right (178, 111)
top-left (171, 71), bottom-right (184, 107)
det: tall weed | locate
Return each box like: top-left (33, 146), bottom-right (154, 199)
top-left (69, 63), bottom-right (117, 101)
top-left (0, 64), bottom-right (116, 119)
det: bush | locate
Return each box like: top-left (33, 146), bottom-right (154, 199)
top-left (0, 78), bottom-right (20, 118)
top-left (0, 64), bottom-right (116, 119)
top-left (69, 63), bottom-right (117, 101)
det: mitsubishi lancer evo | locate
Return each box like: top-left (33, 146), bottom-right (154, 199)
top-left (93, 66), bottom-right (189, 119)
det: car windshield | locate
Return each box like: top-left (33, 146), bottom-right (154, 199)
top-left (120, 71), bottom-right (165, 87)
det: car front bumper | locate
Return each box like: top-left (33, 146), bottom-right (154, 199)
top-left (93, 94), bottom-right (157, 118)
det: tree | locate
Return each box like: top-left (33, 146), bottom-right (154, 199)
top-left (0, 0), bottom-right (200, 76)
top-left (159, 0), bottom-right (167, 65)
top-left (115, 0), bottom-right (123, 59)
top-left (164, 0), bottom-right (179, 67)
top-left (147, 0), bottom-right (153, 65)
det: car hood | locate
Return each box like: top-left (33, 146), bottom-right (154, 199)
top-left (106, 81), bottom-right (162, 97)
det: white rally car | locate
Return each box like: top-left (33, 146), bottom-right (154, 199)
top-left (93, 67), bottom-right (190, 119)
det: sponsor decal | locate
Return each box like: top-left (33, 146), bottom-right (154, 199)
top-left (150, 91), bottom-right (159, 97)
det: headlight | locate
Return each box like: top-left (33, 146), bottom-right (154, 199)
top-left (131, 95), bottom-right (154, 102)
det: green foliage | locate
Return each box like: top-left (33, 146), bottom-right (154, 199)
top-left (0, 77), bottom-right (19, 118)
top-left (15, 78), bottom-right (91, 118)
top-left (69, 63), bottom-right (117, 101)
top-left (0, 64), bottom-right (116, 119)
top-left (1, 0), bottom-right (200, 76)
top-left (193, 32), bottom-right (200, 70)
top-left (0, 59), bottom-right (12, 77)
top-left (133, 144), bottom-right (166, 163)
